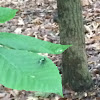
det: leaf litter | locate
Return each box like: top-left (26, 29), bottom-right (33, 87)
top-left (0, 0), bottom-right (100, 100)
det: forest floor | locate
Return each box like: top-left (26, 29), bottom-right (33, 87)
top-left (0, 0), bottom-right (100, 100)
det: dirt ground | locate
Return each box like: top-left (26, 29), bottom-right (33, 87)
top-left (0, 0), bottom-right (100, 100)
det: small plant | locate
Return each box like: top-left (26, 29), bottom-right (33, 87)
top-left (0, 7), bottom-right (71, 97)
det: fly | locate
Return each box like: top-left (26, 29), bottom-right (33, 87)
top-left (39, 58), bottom-right (46, 64)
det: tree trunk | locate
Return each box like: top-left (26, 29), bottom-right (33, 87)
top-left (57, 0), bottom-right (92, 91)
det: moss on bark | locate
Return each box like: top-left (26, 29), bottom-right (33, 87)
top-left (57, 0), bottom-right (93, 91)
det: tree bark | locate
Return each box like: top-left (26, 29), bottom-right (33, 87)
top-left (57, 0), bottom-right (93, 91)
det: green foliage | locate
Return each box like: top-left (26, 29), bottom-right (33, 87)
top-left (0, 7), bottom-right (71, 97)
top-left (0, 7), bottom-right (18, 23)
top-left (0, 32), bottom-right (71, 54)
top-left (0, 47), bottom-right (63, 96)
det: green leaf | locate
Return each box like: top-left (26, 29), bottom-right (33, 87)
top-left (0, 7), bottom-right (18, 23)
top-left (0, 47), bottom-right (63, 96)
top-left (0, 32), bottom-right (72, 54)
